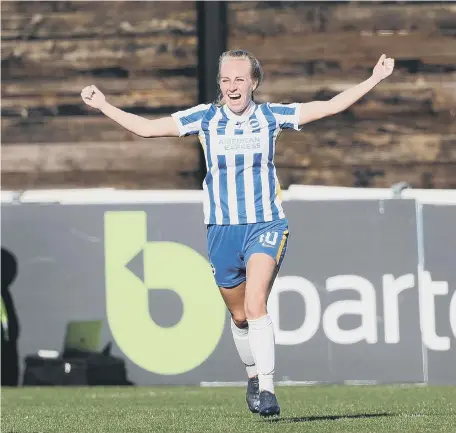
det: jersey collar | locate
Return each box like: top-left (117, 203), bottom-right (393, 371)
top-left (221, 100), bottom-right (257, 120)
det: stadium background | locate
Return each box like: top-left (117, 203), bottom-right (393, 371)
top-left (1, 2), bottom-right (456, 432)
top-left (2, 0), bottom-right (455, 191)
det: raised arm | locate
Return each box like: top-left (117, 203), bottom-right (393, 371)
top-left (298, 54), bottom-right (395, 127)
top-left (81, 85), bottom-right (180, 138)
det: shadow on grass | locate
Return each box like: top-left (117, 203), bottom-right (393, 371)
top-left (264, 412), bottom-right (393, 423)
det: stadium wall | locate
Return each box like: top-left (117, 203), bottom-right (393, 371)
top-left (2, 186), bottom-right (455, 386)
top-left (2, 1), bottom-right (456, 190)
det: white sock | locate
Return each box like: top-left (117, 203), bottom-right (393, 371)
top-left (230, 318), bottom-right (257, 378)
top-left (247, 314), bottom-right (275, 393)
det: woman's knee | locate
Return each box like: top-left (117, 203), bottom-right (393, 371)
top-left (231, 312), bottom-right (248, 328)
top-left (244, 297), bottom-right (267, 320)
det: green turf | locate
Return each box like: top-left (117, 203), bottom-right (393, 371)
top-left (1, 385), bottom-right (455, 433)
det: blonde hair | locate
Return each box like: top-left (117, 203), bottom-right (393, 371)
top-left (215, 49), bottom-right (264, 106)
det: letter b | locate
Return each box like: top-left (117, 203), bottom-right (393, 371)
top-left (104, 211), bottom-right (226, 375)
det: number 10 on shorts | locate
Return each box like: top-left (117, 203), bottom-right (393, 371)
top-left (259, 231), bottom-right (278, 247)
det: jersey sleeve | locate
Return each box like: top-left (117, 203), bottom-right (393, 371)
top-left (171, 104), bottom-right (212, 137)
top-left (268, 102), bottom-right (302, 131)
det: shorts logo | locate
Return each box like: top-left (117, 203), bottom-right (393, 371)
top-left (259, 231), bottom-right (278, 247)
top-left (210, 263), bottom-right (216, 276)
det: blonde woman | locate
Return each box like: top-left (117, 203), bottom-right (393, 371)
top-left (81, 50), bottom-right (394, 417)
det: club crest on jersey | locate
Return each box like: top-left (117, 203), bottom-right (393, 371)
top-left (247, 119), bottom-right (260, 131)
top-left (259, 231), bottom-right (278, 247)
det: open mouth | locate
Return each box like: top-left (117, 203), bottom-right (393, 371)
top-left (228, 94), bottom-right (241, 101)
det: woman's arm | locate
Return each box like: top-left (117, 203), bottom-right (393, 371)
top-left (298, 54), bottom-right (395, 126)
top-left (81, 85), bottom-right (180, 138)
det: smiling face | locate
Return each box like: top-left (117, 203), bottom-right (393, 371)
top-left (219, 58), bottom-right (257, 115)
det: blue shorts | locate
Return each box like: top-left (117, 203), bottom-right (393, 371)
top-left (206, 219), bottom-right (289, 288)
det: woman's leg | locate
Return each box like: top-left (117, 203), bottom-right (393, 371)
top-left (244, 254), bottom-right (278, 394)
top-left (219, 281), bottom-right (261, 413)
top-left (244, 253), bottom-right (281, 416)
top-left (218, 282), bottom-right (257, 379)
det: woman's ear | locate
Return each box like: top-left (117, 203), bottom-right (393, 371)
top-left (252, 80), bottom-right (259, 91)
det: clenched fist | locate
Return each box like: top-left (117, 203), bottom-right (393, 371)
top-left (372, 54), bottom-right (395, 82)
top-left (81, 85), bottom-right (106, 110)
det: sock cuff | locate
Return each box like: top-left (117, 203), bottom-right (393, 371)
top-left (247, 314), bottom-right (272, 331)
top-left (230, 318), bottom-right (249, 337)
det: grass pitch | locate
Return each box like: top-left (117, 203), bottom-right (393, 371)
top-left (2, 385), bottom-right (455, 433)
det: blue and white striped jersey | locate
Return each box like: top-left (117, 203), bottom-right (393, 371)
top-left (172, 102), bottom-right (301, 225)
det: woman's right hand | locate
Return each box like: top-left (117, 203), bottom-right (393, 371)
top-left (81, 85), bottom-right (107, 110)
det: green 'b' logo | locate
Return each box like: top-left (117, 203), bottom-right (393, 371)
top-left (104, 211), bottom-right (225, 375)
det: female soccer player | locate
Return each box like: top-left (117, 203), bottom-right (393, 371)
top-left (81, 50), bottom-right (394, 417)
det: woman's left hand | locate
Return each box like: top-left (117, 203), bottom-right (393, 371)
top-left (372, 54), bottom-right (395, 82)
